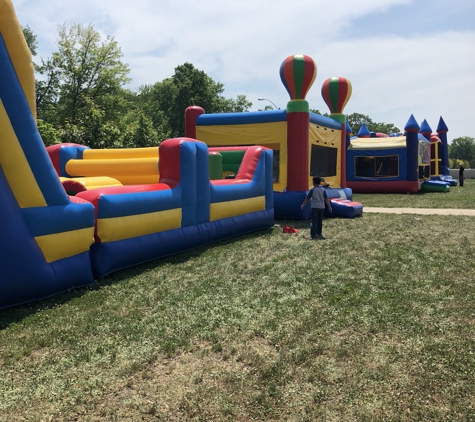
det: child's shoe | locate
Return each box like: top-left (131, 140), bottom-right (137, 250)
top-left (289, 225), bottom-right (299, 233)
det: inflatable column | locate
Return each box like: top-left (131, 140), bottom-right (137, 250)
top-left (280, 55), bottom-right (316, 191)
top-left (345, 122), bottom-right (353, 150)
top-left (321, 77), bottom-right (352, 188)
top-left (437, 116), bottom-right (450, 175)
top-left (405, 115), bottom-right (420, 181)
top-left (419, 119), bottom-right (434, 175)
top-left (185, 106), bottom-right (205, 139)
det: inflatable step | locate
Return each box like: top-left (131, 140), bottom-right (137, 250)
top-left (328, 198), bottom-right (363, 218)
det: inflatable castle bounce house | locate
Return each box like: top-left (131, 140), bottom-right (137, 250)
top-left (346, 116), bottom-right (455, 193)
top-left (185, 57), bottom-right (363, 220)
top-left (185, 58), bottom-right (454, 200)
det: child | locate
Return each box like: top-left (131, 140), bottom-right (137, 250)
top-left (301, 176), bottom-right (332, 239)
top-left (459, 165), bottom-right (465, 187)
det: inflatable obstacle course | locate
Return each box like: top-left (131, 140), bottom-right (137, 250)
top-left (0, 0), bottom-right (274, 309)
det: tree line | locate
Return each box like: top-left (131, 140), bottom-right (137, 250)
top-left (23, 24), bottom-right (251, 149)
top-left (22, 24), bottom-right (474, 167)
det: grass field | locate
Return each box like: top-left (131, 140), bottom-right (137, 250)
top-left (1, 181), bottom-right (474, 421)
top-left (353, 178), bottom-right (475, 209)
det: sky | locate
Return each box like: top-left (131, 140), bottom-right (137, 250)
top-left (12, 0), bottom-right (475, 142)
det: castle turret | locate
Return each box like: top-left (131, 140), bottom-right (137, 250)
top-left (357, 123), bottom-right (371, 138)
top-left (419, 119), bottom-right (432, 141)
top-left (405, 115), bottom-right (420, 182)
top-left (436, 116), bottom-right (449, 175)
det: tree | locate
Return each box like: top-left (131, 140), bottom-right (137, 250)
top-left (20, 26), bottom-right (64, 145)
top-left (34, 23), bottom-right (134, 148)
top-left (345, 113), bottom-right (400, 136)
top-left (21, 25), bottom-right (38, 56)
top-left (35, 57), bottom-right (62, 121)
top-left (139, 63), bottom-right (252, 137)
top-left (24, 22), bottom-right (252, 148)
top-left (258, 105), bottom-right (275, 111)
top-left (310, 109), bottom-right (329, 117)
top-left (309, 110), bottom-right (400, 135)
top-left (54, 23), bottom-right (131, 124)
top-left (449, 137), bottom-right (475, 168)
top-left (122, 111), bottom-right (164, 148)
top-left (36, 119), bottom-right (61, 146)
top-left (36, 24), bottom-right (130, 122)
top-left (217, 95), bottom-right (252, 113)
top-left (448, 158), bottom-right (469, 169)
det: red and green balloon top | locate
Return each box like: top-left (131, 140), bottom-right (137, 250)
top-left (280, 55), bottom-right (316, 112)
top-left (321, 76), bottom-right (352, 123)
top-left (280, 55), bottom-right (352, 121)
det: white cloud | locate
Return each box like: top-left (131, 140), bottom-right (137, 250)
top-left (13, 0), bottom-right (475, 140)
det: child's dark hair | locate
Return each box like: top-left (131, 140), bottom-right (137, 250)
top-left (313, 176), bottom-right (321, 185)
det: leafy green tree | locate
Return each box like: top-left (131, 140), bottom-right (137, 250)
top-left (310, 109), bottom-right (329, 117)
top-left (53, 23), bottom-right (131, 125)
top-left (217, 95), bottom-right (252, 113)
top-left (138, 79), bottom-right (175, 137)
top-left (35, 57), bottom-right (62, 121)
top-left (258, 105), bottom-right (274, 111)
top-left (58, 96), bottom-right (123, 149)
top-left (36, 119), bottom-right (61, 146)
top-left (140, 63), bottom-right (251, 137)
top-left (21, 25), bottom-right (37, 56)
top-left (34, 22), bottom-right (133, 148)
top-left (345, 113), bottom-right (400, 136)
top-left (20, 26), bottom-right (63, 146)
top-left (23, 23), bottom-right (253, 148)
top-left (122, 111), bottom-right (164, 148)
top-left (37, 23), bottom-right (130, 125)
top-left (449, 137), bottom-right (475, 168)
top-left (310, 110), bottom-right (400, 135)
top-left (449, 158), bottom-right (469, 169)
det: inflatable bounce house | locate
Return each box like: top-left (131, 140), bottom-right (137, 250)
top-left (346, 115), bottom-right (455, 193)
top-left (0, 0), bottom-right (274, 310)
top-left (185, 55), bottom-right (363, 220)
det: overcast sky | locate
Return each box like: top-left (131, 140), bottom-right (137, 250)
top-left (13, 0), bottom-right (475, 141)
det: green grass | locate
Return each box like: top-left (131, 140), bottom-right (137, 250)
top-left (1, 181), bottom-right (474, 421)
top-left (353, 179), bottom-right (475, 209)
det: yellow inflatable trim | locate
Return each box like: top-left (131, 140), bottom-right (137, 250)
top-left (83, 147), bottom-right (159, 159)
top-left (210, 196), bottom-right (265, 221)
top-left (65, 157), bottom-right (160, 185)
top-left (0, 100), bottom-right (46, 207)
top-left (35, 227), bottom-right (95, 263)
top-left (0, 0), bottom-right (36, 117)
top-left (97, 208), bottom-right (182, 243)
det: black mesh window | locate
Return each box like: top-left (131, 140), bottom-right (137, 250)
top-left (355, 155), bottom-right (399, 178)
top-left (310, 145), bottom-right (337, 177)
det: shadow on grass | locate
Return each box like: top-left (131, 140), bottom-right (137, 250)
top-left (0, 227), bottom-right (274, 329)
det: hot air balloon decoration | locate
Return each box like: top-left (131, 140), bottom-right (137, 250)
top-left (321, 76), bottom-right (352, 123)
top-left (280, 55), bottom-right (316, 112)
